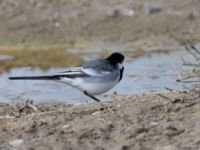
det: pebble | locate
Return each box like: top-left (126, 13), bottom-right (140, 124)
top-left (62, 124), bottom-right (71, 129)
top-left (144, 2), bottom-right (164, 15)
top-left (113, 8), bottom-right (135, 17)
top-left (54, 22), bottom-right (60, 27)
top-left (9, 139), bottom-right (24, 147)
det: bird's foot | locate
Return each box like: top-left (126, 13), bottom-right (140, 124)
top-left (84, 91), bottom-right (101, 102)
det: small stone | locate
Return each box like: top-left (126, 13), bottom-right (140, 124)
top-left (144, 2), bottom-right (164, 15)
top-left (9, 139), bottom-right (24, 147)
top-left (117, 104), bottom-right (121, 108)
top-left (62, 124), bottom-right (71, 129)
top-left (54, 22), bottom-right (60, 27)
top-left (149, 121), bottom-right (159, 127)
top-left (112, 8), bottom-right (135, 17)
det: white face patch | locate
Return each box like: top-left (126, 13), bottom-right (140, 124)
top-left (118, 63), bottom-right (124, 70)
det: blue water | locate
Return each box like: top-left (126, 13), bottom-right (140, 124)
top-left (0, 50), bottom-right (195, 104)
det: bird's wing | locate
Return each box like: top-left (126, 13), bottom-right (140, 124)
top-left (81, 59), bottom-right (114, 76)
top-left (81, 67), bottom-right (111, 76)
top-left (54, 59), bottom-right (115, 77)
top-left (54, 67), bottom-right (88, 78)
top-left (57, 67), bottom-right (83, 75)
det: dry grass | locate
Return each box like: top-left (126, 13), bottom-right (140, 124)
top-left (0, 48), bottom-right (83, 73)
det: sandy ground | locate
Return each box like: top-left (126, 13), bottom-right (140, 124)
top-left (0, 91), bottom-right (200, 150)
top-left (0, 0), bottom-right (199, 50)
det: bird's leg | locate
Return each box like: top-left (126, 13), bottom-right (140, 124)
top-left (84, 91), bottom-right (101, 102)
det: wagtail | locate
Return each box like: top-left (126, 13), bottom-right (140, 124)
top-left (9, 53), bottom-right (125, 102)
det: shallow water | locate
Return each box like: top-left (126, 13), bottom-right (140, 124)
top-left (0, 50), bottom-right (195, 104)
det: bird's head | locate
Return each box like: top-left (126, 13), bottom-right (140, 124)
top-left (106, 52), bottom-right (124, 65)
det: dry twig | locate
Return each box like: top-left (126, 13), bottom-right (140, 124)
top-left (19, 100), bottom-right (38, 115)
top-left (170, 34), bottom-right (200, 94)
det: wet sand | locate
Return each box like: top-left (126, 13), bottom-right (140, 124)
top-left (0, 91), bottom-right (199, 150)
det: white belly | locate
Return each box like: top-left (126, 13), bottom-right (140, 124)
top-left (58, 77), bottom-right (118, 95)
top-left (77, 79), bottom-right (117, 95)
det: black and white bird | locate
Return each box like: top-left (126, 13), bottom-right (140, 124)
top-left (9, 53), bottom-right (125, 102)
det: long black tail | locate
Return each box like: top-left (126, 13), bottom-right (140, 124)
top-left (9, 75), bottom-right (60, 80)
